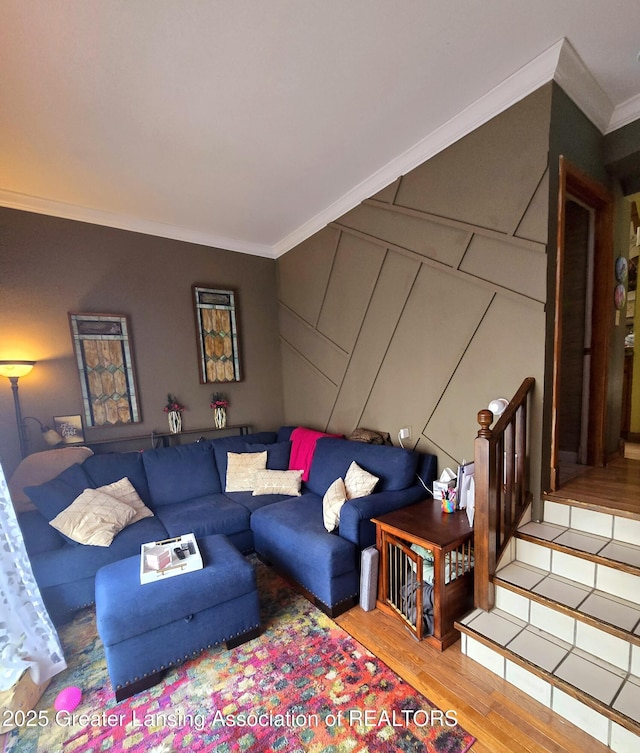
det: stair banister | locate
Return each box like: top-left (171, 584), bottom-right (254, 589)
top-left (474, 377), bottom-right (535, 611)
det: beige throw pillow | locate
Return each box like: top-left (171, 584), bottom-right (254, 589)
top-left (323, 477), bottom-right (347, 532)
top-left (97, 477), bottom-right (153, 524)
top-left (252, 469), bottom-right (303, 496)
top-left (50, 489), bottom-right (136, 547)
top-left (225, 451), bottom-right (267, 492)
top-left (344, 461), bottom-right (379, 499)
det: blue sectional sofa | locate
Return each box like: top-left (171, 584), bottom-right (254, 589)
top-left (18, 428), bottom-right (437, 624)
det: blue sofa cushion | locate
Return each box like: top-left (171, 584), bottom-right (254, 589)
top-left (306, 438), bottom-right (418, 496)
top-left (25, 463), bottom-right (94, 521)
top-left (154, 495), bottom-right (250, 538)
top-left (82, 451), bottom-right (151, 504)
top-left (251, 495), bottom-right (357, 578)
top-left (226, 490), bottom-right (294, 515)
top-left (245, 440), bottom-right (291, 470)
top-left (276, 426), bottom-right (296, 442)
top-left (142, 442), bottom-right (220, 506)
top-left (30, 517), bottom-right (169, 588)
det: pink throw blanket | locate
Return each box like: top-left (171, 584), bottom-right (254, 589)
top-left (288, 426), bottom-right (341, 481)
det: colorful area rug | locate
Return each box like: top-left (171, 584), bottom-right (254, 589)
top-left (4, 559), bottom-right (475, 752)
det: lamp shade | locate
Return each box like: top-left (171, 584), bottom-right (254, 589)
top-left (42, 427), bottom-right (64, 446)
top-left (0, 360), bottom-right (36, 378)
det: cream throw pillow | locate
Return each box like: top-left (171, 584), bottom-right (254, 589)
top-left (97, 477), bottom-right (153, 524)
top-left (252, 469), bottom-right (302, 496)
top-left (323, 477), bottom-right (347, 532)
top-left (344, 461), bottom-right (379, 499)
top-left (50, 489), bottom-right (136, 547)
top-left (225, 451), bottom-right (267, 492)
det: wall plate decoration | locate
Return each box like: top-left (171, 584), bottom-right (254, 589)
top-left (192, 286), bottom-right (241, 383)
top-left (614, 283), bottom-right (627, 311)
top-left (615, 255), bottom-right (628, 283)
top-left (69, 313), bottom-right (141, 426)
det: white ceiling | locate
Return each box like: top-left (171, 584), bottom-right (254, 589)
top-left (2, 1), bottom-right (640, 258)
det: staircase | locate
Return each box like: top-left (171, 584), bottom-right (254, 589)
top-left (457, 495), bottom-right (640, 753)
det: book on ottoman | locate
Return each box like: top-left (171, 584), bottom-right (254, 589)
top-left (140, 533), bottom-right (203, 584)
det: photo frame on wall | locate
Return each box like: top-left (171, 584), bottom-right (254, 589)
top-left (192, 285), bottom-right (241, 383)
top-left (53, 414), bottom-right (85, 444)
top-left (68, 312), bottom-right (141, 427)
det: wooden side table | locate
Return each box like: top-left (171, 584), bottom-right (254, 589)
top-left (373, 500), bottom-right (474, 651)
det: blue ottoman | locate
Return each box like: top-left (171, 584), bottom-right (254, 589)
top-left (95, 534), bottom-right (261, 701)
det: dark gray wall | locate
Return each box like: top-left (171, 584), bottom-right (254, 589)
top-left (0, 208), bottom-right (284, 476)
top-left (547, 84), bottom-right (624, 472)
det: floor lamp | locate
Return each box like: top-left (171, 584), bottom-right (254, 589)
top-left (0, 360), bottom-right (37, 458)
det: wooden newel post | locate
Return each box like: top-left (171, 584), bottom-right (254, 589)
top-left (474, 408), bottom-right (496, 611)
top-left (476, 409), bottom-right (493, 439)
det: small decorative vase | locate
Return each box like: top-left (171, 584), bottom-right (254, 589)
top-left (213, 406), bottom-right (227, 429)
top-left (167, 410), bottom-right (182, 434)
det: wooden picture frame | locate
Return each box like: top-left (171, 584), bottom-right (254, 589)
top-left (53, 414), bottom-right (85, 444)
top-left (69, 312), bottom-right (141, 427)
top-left (192, 286), bottom-right (241, 383)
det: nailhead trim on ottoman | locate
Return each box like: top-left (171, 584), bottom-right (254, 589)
top-left (96, 534), bottom-right (261, 701)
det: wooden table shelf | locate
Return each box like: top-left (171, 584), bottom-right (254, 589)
top-left (84, 425), bottom-right (251, 454)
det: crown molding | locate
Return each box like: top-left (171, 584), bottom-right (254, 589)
top-left (552, 39), bottom-right (613, 133)
top-left (0, 189), bottom-right (275, 258)
top-left (273, 40), bottom-right (567, 257)
top-left (607, 92), bottom-right (640, 133)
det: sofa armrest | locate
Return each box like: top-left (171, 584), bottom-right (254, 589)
top-left (338, 486), bottom-right (426, 549)
top-left (18, 510), bottom-right (65, 556)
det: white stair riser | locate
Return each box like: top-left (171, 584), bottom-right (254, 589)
top-left (544, 500), bottom-right (640, 546)
top-left (514, 539), bottom-right (640, 602)
top-left (461, 634), bottom-right (640, 753)
top-left (494, 585), bottom-right (635, 673)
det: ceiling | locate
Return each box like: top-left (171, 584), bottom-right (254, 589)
top-left (2, 2), bottom-right (640, 259)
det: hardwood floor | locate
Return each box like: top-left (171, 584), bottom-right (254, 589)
top-left (549, 455), bottom-right (640, 518)
top-left (336, 456), bottom-right (640, 751)
top-left (336, 606), bottom-right (612, 753)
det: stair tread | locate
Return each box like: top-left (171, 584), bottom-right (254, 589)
top-left (517, 520), bottom-right (640, 570)
top-left (458, 608), bottom-right (640, 728)
top-left (495, 561), bottom-right (640, 637)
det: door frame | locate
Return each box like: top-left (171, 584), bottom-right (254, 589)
top-left (550, 157), bottom-right (614, 491)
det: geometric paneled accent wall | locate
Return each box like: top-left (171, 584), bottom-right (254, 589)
top-left (278, 85), bottom-right (553, 499)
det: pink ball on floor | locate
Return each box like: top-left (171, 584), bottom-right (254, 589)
top-left (54, 686), bottom-right (82, 712)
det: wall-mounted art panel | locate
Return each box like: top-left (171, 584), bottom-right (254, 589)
top-left (280, 341), bottom-right (337, 429)
top-left (460, 234), bottom-right (547, 303)
top-left (338, 203), bottom-right (470, 266)
top-left (316, 233), bottom-right (385, 352)
top-left (327, 251), bottom-right (420, 433)
top-left (424, 295), bottom-right (545, 465)
top-left (277, 226), bottom-right (340, 326)
top-left (395, 85), bottom-right (552, 234)
top-left (279, 305), bottom-right (348, 387)
top-left (193, 286), bottom-right (241, 384)
top-left (359, 263), bottom-right (493, 439)
top-left (69, 312), bottom-right (141, 427)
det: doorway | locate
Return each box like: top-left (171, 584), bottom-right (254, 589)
top-left (550, 157), bottom-right (614, 491)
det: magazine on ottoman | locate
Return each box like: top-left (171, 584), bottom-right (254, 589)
top-left (140, 533), bottom-right (203, 584)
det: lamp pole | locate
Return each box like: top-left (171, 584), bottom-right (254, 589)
top-left (8, 376), bottom-right (29, 458)
top-left (0, 360), bottom-right (37, 459)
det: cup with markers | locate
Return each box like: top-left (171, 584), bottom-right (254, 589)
top-left (441, 487), bottom-right (456, 513)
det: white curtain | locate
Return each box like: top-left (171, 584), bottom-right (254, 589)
top-left (0, 460), bottom-right (66, 691)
